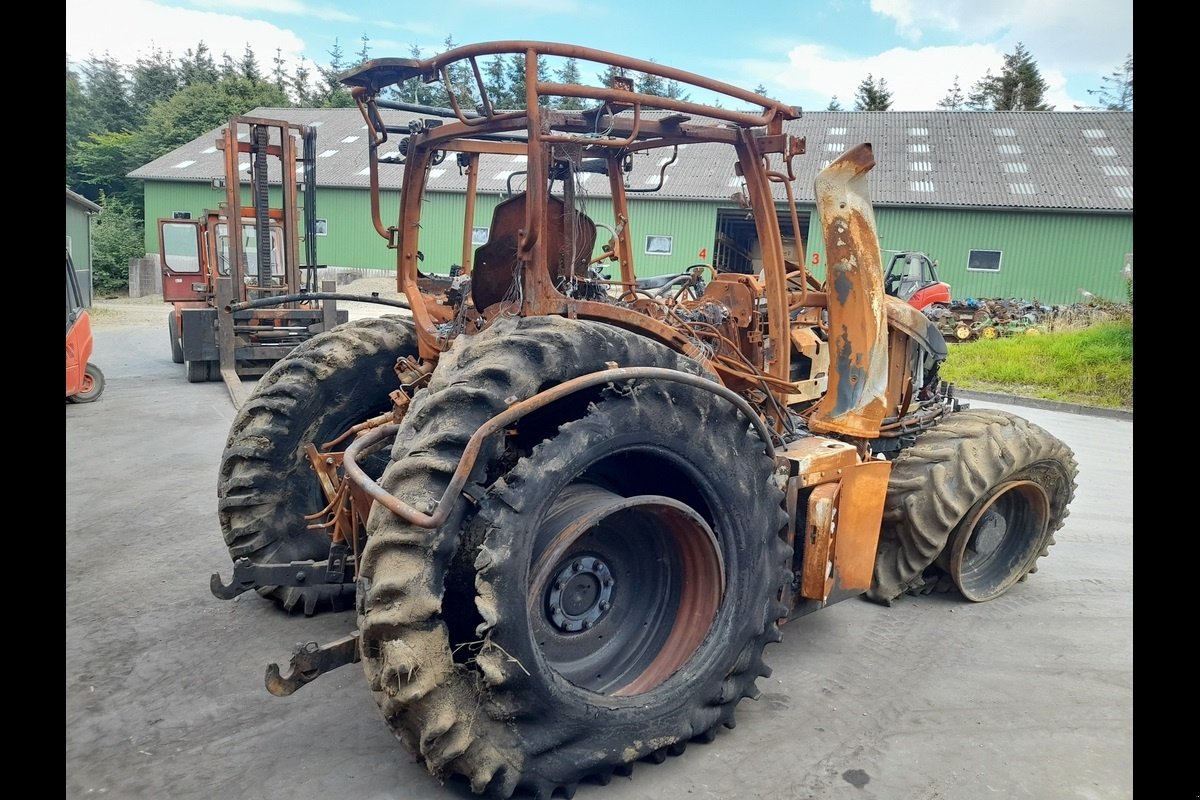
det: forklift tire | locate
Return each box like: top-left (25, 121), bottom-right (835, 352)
top-left (868, 408), bottom-right (1078, 604)
top-left (357, 315), bottom-right (791, 798)
top-left (217, 315), bottom-right (418, 615)
top-left (185, 359), bottom-right (212, 383)
top-left (67, 363), bottom-right (105, 404)
top-left (168, 311), bottom-right (184, 364)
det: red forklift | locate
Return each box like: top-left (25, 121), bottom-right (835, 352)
top-left (158, 116), bottom-right (347, 408)
top-left (66, 249), bottom-right (105, 403)
top-left (883, 250), bottom-right (951, 312)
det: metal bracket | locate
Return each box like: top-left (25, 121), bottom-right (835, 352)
top-left (209, 556), bottom-right (356, 600)
top-left (265, 633), bottom-right (361, 697)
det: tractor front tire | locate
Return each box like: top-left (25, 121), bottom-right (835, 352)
top-left (868, 408), bottom-right (1078, 604)
top-left (216, 315), bottom-right (418, 615)
top-left (357, 315), bottom-right (790, 798)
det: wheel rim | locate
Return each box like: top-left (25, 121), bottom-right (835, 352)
top-left (943, 480), bottom-right (1050, 602)
top-left (528, 484), bottom-right (724, 697)
top-left (955, 324), bottom-right (972, 340)
top-left (981, 326), bottom-right (998, 339)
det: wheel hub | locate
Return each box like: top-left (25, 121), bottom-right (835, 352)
top-left (547, 556), bottom-right (614, 633)
top-left (968, 510), bottom-right (1007, 558)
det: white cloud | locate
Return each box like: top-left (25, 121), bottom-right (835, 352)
top-left (65, 0), bottom-right (307, 67)
top-left (869, 0), bottom-right (1132, 72)
top-left (186, 0), bottom-right (359, 23)
top-left (771, 43), bottom-right (1018, 110)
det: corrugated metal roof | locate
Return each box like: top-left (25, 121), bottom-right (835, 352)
top-left (66, 187), bottom-right (102, 213)
top-left (128, 107), bottom-right (1133, 214)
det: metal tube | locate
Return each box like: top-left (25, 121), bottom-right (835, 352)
top-left (342, 366), bottom-right (774, 530)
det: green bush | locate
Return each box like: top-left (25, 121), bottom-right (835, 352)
top-left (91, 194), bottom-right (145, 294)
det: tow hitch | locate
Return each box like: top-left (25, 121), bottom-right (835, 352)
top-left (265, 633), bottom-right (360, 696)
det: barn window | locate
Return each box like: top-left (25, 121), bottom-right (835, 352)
top-left (645, 235), bottom-right (673, 255)
top-left (967, 249), bottom-right (1002, 272)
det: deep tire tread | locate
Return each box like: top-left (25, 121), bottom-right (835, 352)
top-left (216, 315), bottom-right (417, 614)
top-left (868, 408), bottom-right (1078, 604)
top-left (358, 316), bottom-right (788, 798)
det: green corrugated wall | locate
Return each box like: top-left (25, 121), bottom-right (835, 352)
top-left (807, 206), bottom-right (1133, 306)
top-left (144, 180), bottom-right (1132, 305)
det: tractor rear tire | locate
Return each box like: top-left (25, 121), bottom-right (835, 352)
top-left (356, 315), bottom-right (790, 798)
top-left (867, 408), bottom-right (1077, 604)
top-left (216, 315), bottom-right (417, 615)
top-left (168, 311), bottom-right (184, 364)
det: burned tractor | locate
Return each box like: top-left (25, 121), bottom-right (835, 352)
top-left (209, 41), bottom-right (1078, 799)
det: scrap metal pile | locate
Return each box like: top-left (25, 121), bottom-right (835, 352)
top-left (925, 297), bottom-right (1127, 341)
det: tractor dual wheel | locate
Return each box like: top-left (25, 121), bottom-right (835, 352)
top-left (867, 408), bottom-right (1077, 604)
top-left (356, 315), bottom-right (791, 799)
top-left (216, 315), bottom-right (418, 615)
top-left (67, 363), bottom-right (106, 404)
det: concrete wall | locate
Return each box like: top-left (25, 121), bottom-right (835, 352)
top-left (129, 255), bottom-right (163, 298)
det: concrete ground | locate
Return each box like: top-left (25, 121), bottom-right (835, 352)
top-left (66, 308), bottom-right (1133, 800)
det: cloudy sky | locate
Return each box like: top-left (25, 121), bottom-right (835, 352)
top-left (65, 0), bottom-right (1133, 111)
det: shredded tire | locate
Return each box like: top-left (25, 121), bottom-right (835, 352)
top-left (867, 408), bottom-right (1078, 604)
top-left (357, 315), bottom-right (791, 798)
top-left (216, 315), bottom-right (417, 615)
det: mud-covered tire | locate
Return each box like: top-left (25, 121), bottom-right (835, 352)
top-left (357, 315), bottom-right (790, 798)
top-left (217, 315), bottom-right (417, 615)
top-left (168, 311), bottom-right (184, 364)
top-left (867, 408), bottom-right (1078, 604)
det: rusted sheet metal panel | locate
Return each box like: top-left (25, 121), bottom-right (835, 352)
top-left (808, 144), bottom-right (889, 439)
top-left (799, 483), bottom-right (839, 600)
top-left (779, 436), bottom-right (858, 488)
top-left (831, 460), bottom-right (892, 592)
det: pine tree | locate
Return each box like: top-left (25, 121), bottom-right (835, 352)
top-left (293, 57), bottom-right (316, 106)
top-left (356, 34), bottom-right (371, 66)
top-left (482, 54), bottom-right (512, 110)
top-left (967, 43), bottom-right (1051, 110)
top-left (178, 42), bottom-right (218, 87)
top-left (393, 44), bottom-right (438, 107)
top-left (663, 79), bottom-right (689, 102)
top-left (854, 74), bottom-right (892, 110)
top-left (937, 76), bottom-right (964, 110)
top-left (438, 35), bottom-right (476, 111)
top-left (506, 53), bottom-right (529, 107)
top-left (555, 57), bottom-right (584, 110)
top-left (317, 38), bottom-right (354, 107)
top-left (81, 54), bottom-right (136, 133)
top-left (637, 62), bottom-right (666, 97)
top-left (219, 51), bottom-right (238, 79)
top-left (1084, 53), bottom-right (1133, 111)
top-left (271, 48), bottom-right (289, 95)
top-left (966, 69), bottom-right (995, 110)
top-left (826, 95), bottom-right (843, 111)
top-left (239, 44), bottom-right (261, 81)
top-left (130, 47), bottom-right (180, 125)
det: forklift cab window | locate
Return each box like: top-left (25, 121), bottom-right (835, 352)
top-left (215, 223), bottom-right (285, 277)
top-left (161, 222), bottom-right (202, 273)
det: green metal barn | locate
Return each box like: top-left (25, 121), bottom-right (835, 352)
top-left (130, 107), bottom-right (1132, 306)
top-left (66, 188), bottom-right (101, 306)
